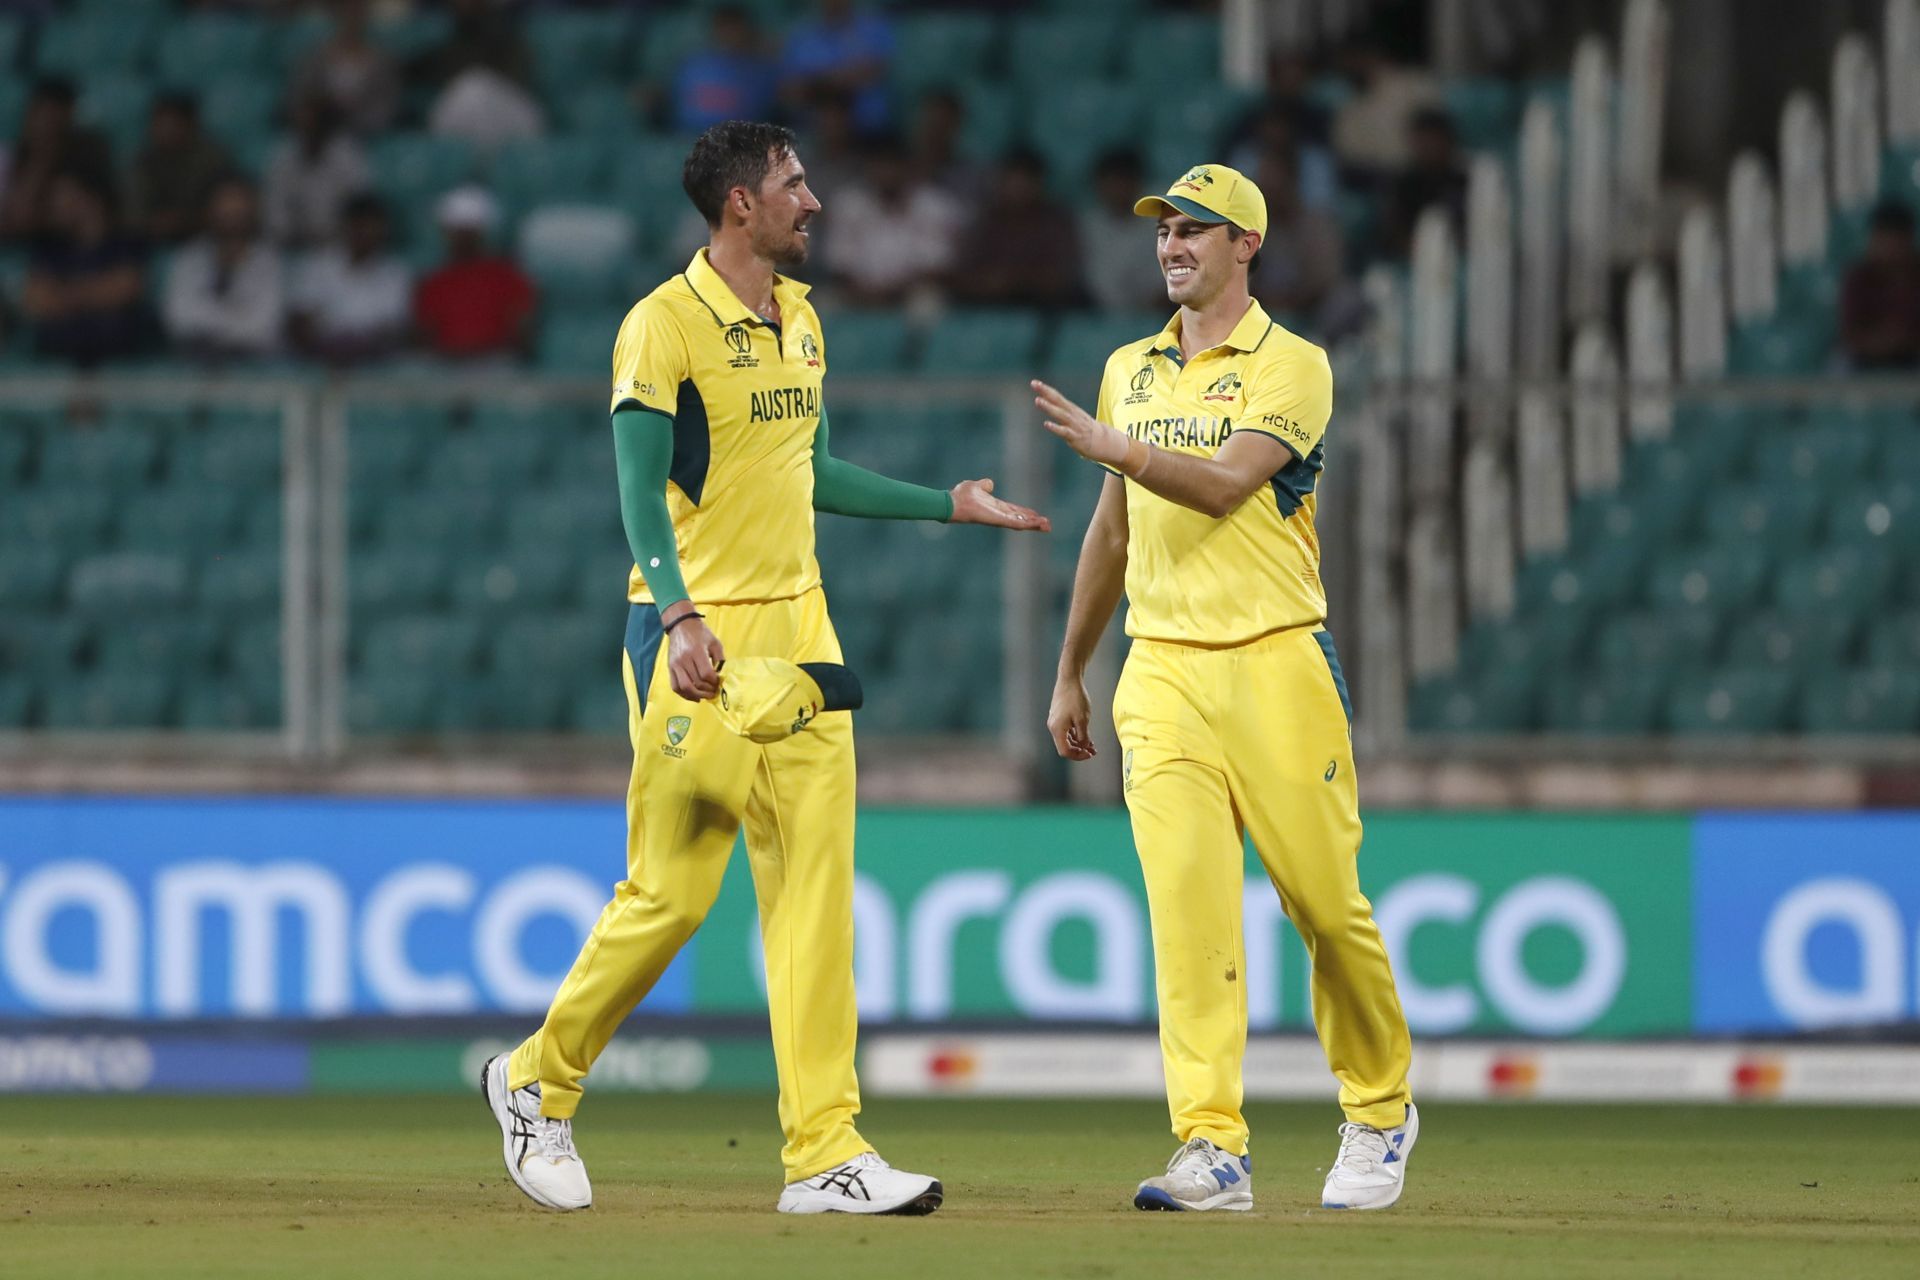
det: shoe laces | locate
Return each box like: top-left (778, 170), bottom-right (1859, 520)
top-left (1333, 1122), bottom-right (1389, 1176)
top-left (534, 1115), bottom-right (577, 1162)
top-left (1166, 1137), bottom-right (1218, 1177)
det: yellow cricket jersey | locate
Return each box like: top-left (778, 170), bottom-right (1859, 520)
top-left (609, 249), bottom-right (827, 605)
top-left (1097, 300), bottom-right (1335, 646)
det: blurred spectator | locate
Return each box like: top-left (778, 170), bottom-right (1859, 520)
top-left (950, 148), bottom-right (1082, 309)
top-left (289, 193), bottom-right (411, 366)
top-left (1078, 148), bottom-right (1167, 314)
top-left (20, 172), bottom-right (152, 366)
top-left (414, 186), bottom-right (536, 361)
top-left (289, 0), bottom-right (401, 137)
top-left (1330, 38), bottom-right (1440, 179)
top-left (822, 135), bottom-right (962, 307)
top-left (0, 79), bottom-right (115, 242)
top-left (1381, 108), bottom-right (1468, 259)
top-left (1229, 98), bottom-right (1337, 213)
top-left (124, 93), bottom-right (233, 247)
top-left (164, 176), bottom-right (285, 361)
top-left (672, 4), bottom-right (776, 134)
top-left (412, 0), bottom-right (532, 91)
top-left (428, 70), bottom-right (546, 151)
top-left (1839, 201), bottom-right (1920, 370)
top-left (911, 88), bottom-right (988, 203)
top-left (1250, 146), bottom-right (1348, 329)
top-left (795, 87), bottom-right (863, 206)
top-left (264, 95), bottom-right (370, 250)
top-left (782, 0), bottom-right (895, 136)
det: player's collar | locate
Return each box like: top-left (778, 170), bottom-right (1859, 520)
top-left (685, 249), bottom-right (811, 329)
top-left (1147, 299), bottom-right (1273, 360)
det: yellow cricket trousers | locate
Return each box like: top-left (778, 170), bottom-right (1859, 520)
top-left (509, 586), bottom-right (871, 1182)
top-left (1114, 623), bottom-right (1412, 1153)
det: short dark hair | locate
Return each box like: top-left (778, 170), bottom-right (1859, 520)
top-left (1870, 200), bottom-right (1915, 237)
top-left (1227, 223), bottom-right (1262, 277)
top-left (1093, 147), bottom-right (1143, 182)
top-left (682, 120), bottom-right (798, 228)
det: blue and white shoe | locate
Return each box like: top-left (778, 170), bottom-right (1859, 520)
top-left (1133, 1137), bottom-right (1253, 1212)
top-left (1321, 1102), bottom-right (1419, 1210)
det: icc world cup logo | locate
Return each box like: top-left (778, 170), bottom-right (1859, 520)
top-left (724, 324), bottom-right (752, 354)
top-left (1130, 365), bottom-right (1155, 393)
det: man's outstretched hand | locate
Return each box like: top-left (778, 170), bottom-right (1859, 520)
top-left (1032, 380), bottom-right (1130, 469)
top-left (950, 478), bottom-right (1051, 532)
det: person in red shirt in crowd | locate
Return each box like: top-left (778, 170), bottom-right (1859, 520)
top-left (413, 185), bottom-right (536, 360)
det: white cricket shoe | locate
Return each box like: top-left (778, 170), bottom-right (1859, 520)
top-left (776, 1152), bottom-right (943, 1215)
top-left (1320, 1102), bottom-right (1419, 1210)
top-left (482, 1052), bottom-right (592, 1211)
top-left (1133, 1137), bottom-right (1253, 1212)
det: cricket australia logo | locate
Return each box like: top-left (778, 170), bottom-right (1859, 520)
top-left (1173, 166), bottom-right (1216, 194)
top-left (799, 332), bottom-right (820, 367)
top-left (1202, 371), bottom-right (1241, 402)
top-left (723, 323), bottom-right (758, 368)
top-left (662, 715), bottom-right (691, 758)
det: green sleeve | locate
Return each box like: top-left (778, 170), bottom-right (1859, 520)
top-left (811, 409), bottom-right (956, 521)
top-left (611, 407), bottom-right (691, 608)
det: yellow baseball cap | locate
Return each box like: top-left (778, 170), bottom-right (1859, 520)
top-left (1133, 163), bottom-right (1268, 238)
top-left (715, 657), bottom-right (863, 744)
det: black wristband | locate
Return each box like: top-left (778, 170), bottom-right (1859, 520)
top-left (662, 610), bottom-right (705, 634)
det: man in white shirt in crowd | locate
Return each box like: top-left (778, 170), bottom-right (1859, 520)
top-left (289, 193), bottom-right (412, 366)
top-left (164, 176), bottom-right (284, 362)
top-left (821, 134), bottom-right (961, 307)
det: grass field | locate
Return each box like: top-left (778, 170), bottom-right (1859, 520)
top-left (4, 1094), bottom-right (1916, 1278)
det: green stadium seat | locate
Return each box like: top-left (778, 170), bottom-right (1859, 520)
top-left (1515, 543), bottom-right (1646, 614)
top-left (918, 311), bottom-right (1042, 374)
top-left (1458, 609), bottom-right (1590, 679)
top-left (1770, 545), bottom-right (1896, 616)
top-left (1728, 314), bottom-right (1831, 375)
top-left (116, 489), bottom-right (243, 557)
top-left (1026, 83), bottom-right (1144, 190)
top-left (200, 78), bottom-right (281, 149)
top-left (41, 671), bottom-right (174, 730)
top-left (448, 549), bottom-right (577, 615)
top-left (1882, 143), bottom-right (1920, 207)
top-left (177, 684), bottom-right (274, 731)
top-left (1591, 609), bottom-right (1721, 672)
top-left (566, 684), bottom-right (628, 736)
top-left (1699, 484), bottom-right (1825, 548)
top-left (68, 552), bottom-right (190, 613)
top-left (491, 612), bottom-right (621, 682)
top-left (1664, 668), bottom-right (1797, 734)
top-left (424, 423), bottom-right (552, 490)
top-left (375, 491), bottom-right (501, 549)
top-left (1122, 16), bottom-right (1220, 89)
top-left (539, 307), bottom-right (632, 374)
top-left (156, 14), bottom-right (270, 87)
top-left (370, 135), bottom-right (480, 205)
top-left (349, 406), bottom-right (442, 487)
top-left (370, 9), bottom-right (452, 61)
top-left (492, 136), bottom-right (615, 212)
top-left (446, 674), bottom-right (575, 732)
top-left (175, 421), bottom-right (282, 487)
top-left (1, 488), bottom-right (114, 548)
top-left (1777, 261), bottom-right (1836, 316)
top-left (360, 615), bottom-right (484, 674)
top-left (1823, 483), bottom-right (1917, 547)
top-left (634, 10), bottom-right (709, 83)
top-left (1009, 15), bottom-right (1118, 84)
top-left (1865, 611), bottom-right (1920, 666)
top-left (1797, 668), bottom-right (1920, 734)
top-left (1721, 611), bottom-right (1858, 668)
top-left (1645, 543), bottom-right (1771, 613)
top-left (528, 8), bottom-right (634, 98)
top-left (1787, 417), bottom-right (1882, 483)
top-left (0, 77), bottom-right (25, 140)
top-left (36, 12), bottom-right (158, 75)
top-left (1408, 665), bottom-right (1537, 733)
top-left (0, 674), bottom-right (31, 728)
top-left (0, 420), bottom-right (32, 486)
top-left (955, 85), bottom-right (1018, 162)
top-left (350, 547), bottom-right (449, 616)
top-left (1146, 90), bottom-right (1261, 160)
top-left (506, 487), bottom-right (620, 551)
top-left (0, 615), bottom-right (87, 679)
top-left (1444, 78), bottom-right (1520, 150)
top-left (221, 618), bottom-right (283, 707)
top-left (517, 205), bottom-right (638, 305)
top-left (555, 84), bottom-right (643, 135)
top-left (96, 617), bottom-right (222, 678)
top-left (37, 424), bottom-right (160, 488)
top-left (891, 14), bottom-right (997, 95)
top-left (827, 310), bottom-right (913, 374)
top-left (0, 16), bottom-right (22, 70)
top-left (1541, 669), bottom-right (1669, 734)
top-left (76, 77), bottom-right (155, 156)
top-left (348, 670), bottom-right (441, 734)
top-left (1568, 490), bottom-right (1694, 553)
top-left (196, 548), bottom-right (281, 615)
top-left (0, 547), bottom-right (63, 609)
top-left (1667, 401), bottom-right (1780, 480)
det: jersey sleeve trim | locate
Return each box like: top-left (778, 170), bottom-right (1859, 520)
top-left (1234, 426), bottom-right (1305, 463)
top-left (612, 399), bottom-right (674, 422)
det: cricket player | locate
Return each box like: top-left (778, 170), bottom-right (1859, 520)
top-left (1036, 163), bottom-right (1417, 1212)
top-left (483, 121), bottom-right (1048, 1215)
